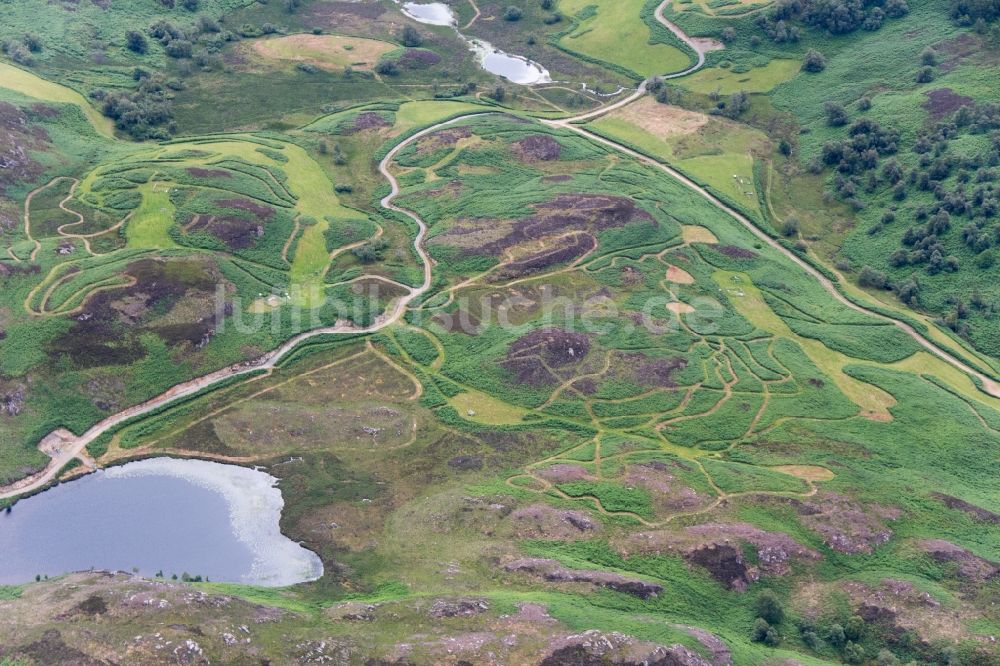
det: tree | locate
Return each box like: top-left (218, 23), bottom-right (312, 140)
top-left (802, 49), bottom-right (826, 73)
top-left (877, 649), bottom-right (900, 666)
top-left (181, 0), bottom-right (199, 9)
top-left (490, 85), bottom-right (506, 102)
top-left (750, 618), bottom-right (771, 642)
top-left (844, 615), bottom-right (865, 641)
top-left (726, 90), bottom-right (750, 118)
top-left (844, 641), bottom-right (865, 664)
top-left (401, 25), bottom-right (422, 47)
top-left (755, 589), bottom-right (785, 624)
top-left (858, 96), bottom-right (872, 111)
top-left (826, 623), bottom-right (847, 648)
top-left (504, 6), bottom-right (523, 20)
top-left (824, 101), bottom-right (848, 126)
top-left (916, 66), bottom-right (935, 83)
top-left (541, 0), bottom-right (555, 8)
top-left (921, 47), bottom-right (938, 65)
top-left (126, 30), bottom-right (148, 54)
top-left (331, 143), bottom-right (347, 165)
top-left (375, 59), bottom-right (399, 76)
top-left (721, 26), bottom-right (737, 43)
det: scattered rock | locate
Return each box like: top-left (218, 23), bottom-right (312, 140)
top-left (505, 558), bottom-right (662, 599)
top-left (620, 523), bottom-right (819, 590)
top-left (503, 503), bottom-right (601, 540)
top-left (428, 597), bottom-right (490, 618)
top-left (793, 492), bottom-right (898, 553)
top-left (539, 630), bottom-right (712, 666)
top-left (919, 539), bottom-right (1000, 581)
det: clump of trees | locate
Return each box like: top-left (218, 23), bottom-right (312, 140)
top-left (951, 0), bottom-right (1000, 24)
top-left (92, 77), bottom-right (175, 140)
top-left (2, 34), bottom-right (43, 66)
top-left (756, 0), bottom-right (909, 42)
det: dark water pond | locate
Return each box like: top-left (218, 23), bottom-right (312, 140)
top-left (0, 457), bottom-right (322, 586)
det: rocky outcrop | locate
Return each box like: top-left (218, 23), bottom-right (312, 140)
top-left (505, 558), bottom-right (663, 599)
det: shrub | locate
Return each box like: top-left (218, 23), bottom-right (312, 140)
top-left (916, 66), bottom-right (935, 83)
top-left (780, 217), bottom-right (800, 237)
top-left (755, 590), bottom-right (785, 624)
top-left (858, 96), bottom-right (872, 111)
top-left (165, 39), bottom-right (193, 58)
top-left (401, 25), bottom-right (422, 47)
top-left (721, 27), bottom-right (737, 43)
top-left (23, 33), bottom-right (42, 53)
top-left (375, 60), bottom-right (400, 76)
top-left (921, 47), bottom-right (938, 65)
top-left (824, 101), bottom-right (848, 126)
top-left (126, 30), bottom-right (148, 54)
top-left (802, 49), bottom-right (826, 72)
top-left (504, 6), bottom-right (523, 20)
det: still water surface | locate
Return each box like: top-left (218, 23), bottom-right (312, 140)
top-left (0, 457), bottom-right (322, 586)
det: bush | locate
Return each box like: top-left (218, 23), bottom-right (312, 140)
top-left (858, 96), bottom-right (872, 111)
top-left (504, 6), bottom-right (523, 20)
top-left (824, 101), bottom-right (848, 126)
top-left (921, 47), bottom-right (938, 65)
top-left (802, 49), bottom-right (826, 72)
top-left (401, 25), bottom-right (422, 47)
top-left (165, 39), bottom-right (193, 58)
top-left (375, 60), bottom-right (400, 76)
top-left (755, 589), bottom-right (785, 624)
top-left (780, 217), bottom-right (800, 237)
top-left (126, 30), bottom-right (148, 54)
top-left (916, 66), bottom-right (935, 83)
top-left (23, 33), bottom-right (42, 53)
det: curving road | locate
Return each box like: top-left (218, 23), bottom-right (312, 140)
top-left (0, 118), bottom-right (479, 501)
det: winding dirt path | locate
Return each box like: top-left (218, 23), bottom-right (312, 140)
top-left (561, 0), bottom-right (721, 124)
top-left (0, 119), bottom-right (474, 501)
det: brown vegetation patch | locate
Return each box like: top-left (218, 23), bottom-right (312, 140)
top-left (619, 460), bottom-right (714, 516)
top-left (48, 258), bottom-right (226, 367)
top-left (717, 245), bottom-right (757, 260)
top-left (609, 96), bottom-right (710, 141)
top-left (923, 88), bottom-right (974, 121)
top-left (619, 522), bottom-right (819, 591)
top-left (353, 111), bottom-right (391, 131)
top-left (511, 134), bottom-right (562, 162)
top-left (0, 101), bottom-right (48, 194)
top-left (489, 234), bottom-right (596, 282)
top-left (919, 539), bottom-right (1000, 582)
top-left (793, 492), bottom-right (899, 554)
top-left (535, 464), bottom-right (594, 483)
top-left (629, 355), bottom-right (688, 388)
top-left (932, 492), bottom-right (1000, 523)
top-left (215, 198), bottom-right (275, 219)
top-left (436, 194), bottom-right (654, 257)
top-left (400, 49), bottom-right (442, 69)
top-left (501, 327), bottom-right (591, 386)
top-left (505, 558), bottom-right (663, 599)
top-left (204, 216), bottom-right (264, 249)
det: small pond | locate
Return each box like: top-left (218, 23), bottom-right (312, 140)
top-left (399, 2), bottom-right (551, 83)
top-left (0, 457), bottom-right (322, 587)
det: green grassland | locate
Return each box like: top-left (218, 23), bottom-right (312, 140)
top-left (2, 1), bottom-right (1000, 664)
top-left (557, 0), bottom-right (694, 78)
